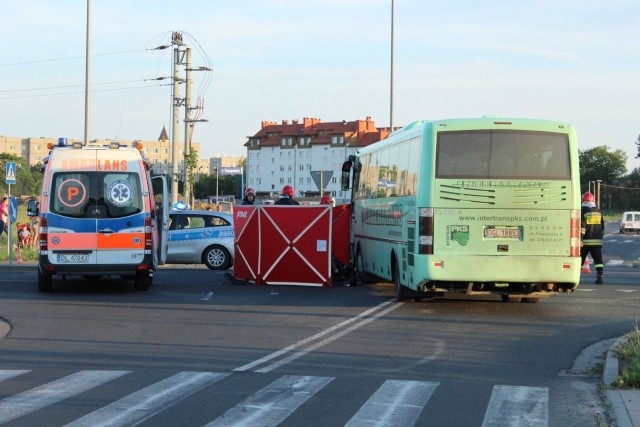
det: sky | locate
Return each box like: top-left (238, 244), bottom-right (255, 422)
top-left (2, 0), bottom-right (639, 171)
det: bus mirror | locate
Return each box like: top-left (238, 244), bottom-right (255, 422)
top-left (341, 160), bottom-right (352, 191)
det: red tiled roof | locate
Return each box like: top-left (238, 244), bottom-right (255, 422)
top-left (245, 117), bottom-right (385, 147)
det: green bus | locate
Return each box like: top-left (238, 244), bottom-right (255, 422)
top-left (341, 117), bottom-right (581, 302)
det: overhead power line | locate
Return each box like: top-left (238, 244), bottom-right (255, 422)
top-left (0, 83), bottom-right (168, 100)
top-left (0, 47), bottom-right (168, 67)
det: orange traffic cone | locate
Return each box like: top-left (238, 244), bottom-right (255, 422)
top-left (581, 258), bottom-right (591, 273)
top-left (16, 247), bottom-right (24, 265)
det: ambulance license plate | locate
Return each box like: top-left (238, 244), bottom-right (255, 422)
top-left (56, 254), bottom-right (89, 263)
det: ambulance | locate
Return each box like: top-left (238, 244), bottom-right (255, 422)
top-left (27, 138), bottom-right (169, 291)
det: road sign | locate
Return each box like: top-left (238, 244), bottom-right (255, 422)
top-left (9, 197), bottom-right (17, 223)
top-left (220, 167), bottom-right (242, 176)
top-left (5, 162), bottom-right (16, 185)
top-left (310, 171), bottom-right (333, 190)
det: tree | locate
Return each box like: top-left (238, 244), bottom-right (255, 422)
top-left (635, 134), bottom-right (640, 159)
top-left (0, 153), bottom-right (39, 197)
top-left (578, 146), bottom-right (627, 190)
top-left (184, 148), bottom-right (199, 206)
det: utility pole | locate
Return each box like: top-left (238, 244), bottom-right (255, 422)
top-left (182, 53), bottom-right (210, 207)
top-left (183, 47), bottom-right (192, 206)
top-left (171, 32), bottom-right (184, 206)
top-left (84, 0), bottom-right (91, 146)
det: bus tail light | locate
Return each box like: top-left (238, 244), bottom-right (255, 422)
top-left (419, 208), bottom-right (434, 254)
top-left (570, 209), bottom-right (580, 257)
top-left (39, 217), bottom-right (48, 252)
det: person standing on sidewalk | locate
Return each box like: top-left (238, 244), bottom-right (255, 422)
top-left (580, 192), bottom-right (605, 284)
top-left (0, 197), bottom-right (9, 237)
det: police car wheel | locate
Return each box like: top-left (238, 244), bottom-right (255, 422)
top-left (203, 245), bottom-right (230, 270)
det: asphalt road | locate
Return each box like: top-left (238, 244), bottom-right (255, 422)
top-left (0, 252), bottom-right (638, 427)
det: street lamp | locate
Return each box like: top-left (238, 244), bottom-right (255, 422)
top-left (214, 159), bottom-right (219, 207)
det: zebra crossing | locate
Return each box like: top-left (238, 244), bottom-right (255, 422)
top-left (0, 369), bottom-right (551, 426)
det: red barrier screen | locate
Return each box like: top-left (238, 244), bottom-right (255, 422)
top-left (234, 205), bottom-right (332, 286)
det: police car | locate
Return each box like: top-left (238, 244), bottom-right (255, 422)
top-left (167, 209), bottom-right (234, 270)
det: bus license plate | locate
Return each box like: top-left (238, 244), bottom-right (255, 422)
top-left (56, 254), bottom-right (89, 263)
top-left (484, 226), bottom-right (522, 239)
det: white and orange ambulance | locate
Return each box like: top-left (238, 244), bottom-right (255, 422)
top-left (27, 138), bottom-right (169, 291)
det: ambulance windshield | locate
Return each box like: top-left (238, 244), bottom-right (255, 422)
top-left (50, 172), bottom-right (143, 219)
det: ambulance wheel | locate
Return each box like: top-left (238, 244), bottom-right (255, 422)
top-left (394, 261), bottom-right (406, 302)
top-left (203, 245), bottom-right (231, 270)
top-left (38, 270), bottom-right (53, 292)
top-left (134, 272), bottom-right (151, 291)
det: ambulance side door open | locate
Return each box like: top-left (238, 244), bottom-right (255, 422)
top-left (151, 175), bottom-right (169, 264)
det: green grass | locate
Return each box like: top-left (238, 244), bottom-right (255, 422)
top-left (0, 205), bottom-right (38, 262)
top-left (613, 322), bottom-right (640, 389)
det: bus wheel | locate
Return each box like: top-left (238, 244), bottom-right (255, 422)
top-left (522, 297), bottom-right (539, 303)
top-left (501, 294), bottom-right (521, 303)
top-left (351, 248), bottom-right (365, 287)
top-left (134, 272), bottom-right (151, 291)
top-left (394, 262), bottom-right (406, 302)
top-left (38, 269), bottom-right (53, 292)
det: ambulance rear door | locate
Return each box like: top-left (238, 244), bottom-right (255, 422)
top-left (47, 149), bottom-right (99, 267)
top-left (94, 150), bottom-right (147, 267)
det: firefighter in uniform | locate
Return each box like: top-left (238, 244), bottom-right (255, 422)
top-left (274, 185), bottom-right (300, 205)
top-left (241, 187), bottom-right (257, 205)
top-left (580, 192), bottom-right (605, 284)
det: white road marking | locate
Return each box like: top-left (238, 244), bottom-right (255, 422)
top-left (0, 370), bottom-right (29, 382)
top-left (234, 299), bottom-right (401, 373)
top-left (482, 385), bottom-right (548, 427)
top-left (205, 375), bottom-right (332, 427)
top-left (345, 380), bottom-right (439, 427)
top-left (65, 371), bottom-right (227, 427)
top-left (257, 301), bottom-right (403, 373)
top-left (200, 291), bottom-right (214, 301)
top-left (0, 370), bottom-right (130, 424)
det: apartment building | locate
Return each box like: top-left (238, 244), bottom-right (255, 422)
top-left (245, 116), bottom-right (389, 201)
top-left (0, 127), bottom-right (201, 177)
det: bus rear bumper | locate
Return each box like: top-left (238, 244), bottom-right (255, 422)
top-left (411, 255), bottom-right (580, 296)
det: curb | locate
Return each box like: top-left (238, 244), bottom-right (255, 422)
top-left (0, 263), bottom-right (208, 272)
top-left (603, 336), bottom-right (637, 427)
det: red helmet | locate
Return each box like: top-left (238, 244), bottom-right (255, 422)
top-left (582, 192), bottom-right (595, 203)
top-left (245, 187), bottom-right (256, 196)
top-left (282, 185), bottom-right (295, 197)
top-left (320, 196), bottom-right (333, 205)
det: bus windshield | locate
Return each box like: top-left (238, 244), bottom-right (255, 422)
top-left (436, 130), bottom-right (570, 180)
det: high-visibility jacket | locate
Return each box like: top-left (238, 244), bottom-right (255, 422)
top-left (581, 204), bottom-right (604, 246)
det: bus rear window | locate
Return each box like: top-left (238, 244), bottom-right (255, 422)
top-left (436, 130), bottom-right (570, 179)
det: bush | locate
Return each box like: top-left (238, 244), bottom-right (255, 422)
top-left (613, 323), bottom-right (640, 389)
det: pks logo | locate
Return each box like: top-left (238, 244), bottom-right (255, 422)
top-left (450, 225), bottom-right (470, 246)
